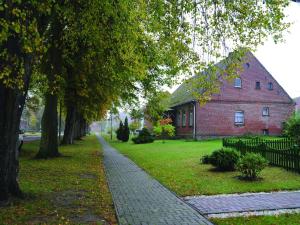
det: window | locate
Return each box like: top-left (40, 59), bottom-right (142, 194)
top-left (182, 110), bottom-right (186, 127)
top-left (262, 107), bottom-right (270, 116)
top-left (177, 111), bottom-right (181, 127)
top-left (268, 82), bottom-right (273, 90)
top-left (189, 108), bottom-right (193, 127)
top-left (234, 78), bottom-right (242, 88)
top-left (263, 129), bottom-right (269, 135)
top-left (234, 111), bottom-right (244, 125)
top-left (255, 81), bottom-right (261, 90)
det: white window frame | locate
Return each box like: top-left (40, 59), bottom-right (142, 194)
top-left (234, 111), bottom-right (244, 125)
top-left (234, 78), bottom-right (242, 88)
top-left (182, 110), bottom-right (186, 127)
top-left (262, 107), bottom-right (270, 117)
top-left (189, 109), bottom-right (193, 127)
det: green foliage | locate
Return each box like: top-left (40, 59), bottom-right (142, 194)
top-left (153, 124), bottom-right (175, 141)
top-left (237, 153), bottom-right (268, 180)
top-left (129, 121), bottom-right (141, 133)
top-left (116, 121), bottom-right (124, 141)
top-left (132, 128), bottom-right (154, 144)
top-left (284, 113), bottom-right (300, 144)
top-left (201, 154), bottom-right (212, 164)
top-left (210, 148), bottom-right (240, 171)
top-left (145, 92), bottom-right (171, 124)
top-left (116, 118), bottom-right (130, 142)
top-left (123, 117), bottom-right (130, 142)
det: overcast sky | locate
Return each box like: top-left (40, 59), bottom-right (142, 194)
top-left (255, 1), bottom-right (300, 98)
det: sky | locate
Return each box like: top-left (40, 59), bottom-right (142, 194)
top-left (169, 2), bottom-right (300, 99)
top-left (255, 1), bottom-right (300, 98)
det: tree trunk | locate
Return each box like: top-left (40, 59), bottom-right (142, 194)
top-left (61, 105), bottom-right (77, 145)
top-left (0, 53), bottom-right (32, 201)
top-left (0, 87), bottom-right (21, 201)
top-left (36, 93), bottom-right (59, 158)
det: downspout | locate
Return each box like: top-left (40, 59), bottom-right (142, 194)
top-left (193, 101), bottom-right (196, 140)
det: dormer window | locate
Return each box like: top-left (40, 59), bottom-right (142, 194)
top-left (255, 81), bottom-right (261, 90)
top-left (234, 78), bottom-right (242, 88)
top-left (268, 82), bottom-right (273, 90)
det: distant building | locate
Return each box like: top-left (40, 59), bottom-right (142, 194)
top-left (295, 97), bottom-right (300, 113)
top-left (167, 52), bottom-right (294, 138)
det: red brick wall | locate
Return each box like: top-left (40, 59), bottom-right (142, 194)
top-left (174, 53), bottom-right (295, 137)
top-left (174, 103), bottom-right (194, 137)
top-left (212, 53), bottom-right (292, 103)
top-left (195, 101), bottom-right (294, 136)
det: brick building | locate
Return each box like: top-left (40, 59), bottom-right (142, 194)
top-left (295, 97), bottom-right (300, 113)
top-left (169, 52), bottom-right (295, 138)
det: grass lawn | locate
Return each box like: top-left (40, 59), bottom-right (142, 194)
top-left (0, 135), bottom-right (117, 225)
top-left (212, 214), bottom-right (300, 225)
top-left (108, 138), bottom-right (300, 196)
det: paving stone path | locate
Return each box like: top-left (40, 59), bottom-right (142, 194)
top-left (98, 136), bottom-right (212, 225)
top-left (185, 191), bottom-right (300, 216)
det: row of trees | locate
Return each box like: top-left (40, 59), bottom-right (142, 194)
top-left (0, 0), bottom-right (290, 202)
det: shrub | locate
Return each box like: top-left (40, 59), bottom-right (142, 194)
top-left (122, 117), bottom-right (130, 142)
top-left (284, 113), bottom-right (300, 145)
top-left (116, 118), bottom-right (130, 142)
top-left (210, 148), bottom-right (240, 171)
top-left (132, 128), bottom-right (154, 144)
top-left (153, 118), bottom-right (175, 143)
top-left (116, 121), bottom-right (124, 141)
top-left (237, 153), bottom-right (268, 180)
top-left (201, 154), bottom-right (211, 164)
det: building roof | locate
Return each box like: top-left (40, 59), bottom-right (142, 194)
top-left (169, 51), bottom-right (294, 108)
top-left (169, 52), bottom-right (239, 107)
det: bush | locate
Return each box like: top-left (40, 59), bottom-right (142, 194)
top-left (237, 153), bottom-right (268, 180)
top-left (284, 113), bottom-right (300, 145)
top-left (210, 148), bottom-right (240, 171)
top-left (116, 117), bottom-right (130, 142)
top-left (201, 154), bottom-right (211, 164)
top-left (122, 117), bottom-right (130, 142)
top-left (116, 121), bottom-right (124, 141)
top-left (132, 128), bottom-right (154, 144)
top-left (153, 118), bottom-right (175, 143)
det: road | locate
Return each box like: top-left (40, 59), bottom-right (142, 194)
top-left (23, 135), bottom-right (41, 142)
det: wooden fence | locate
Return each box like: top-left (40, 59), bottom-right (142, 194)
top-left (223, 137), bottom-right (300, 173)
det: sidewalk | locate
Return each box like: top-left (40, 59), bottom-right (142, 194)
top-left (98, 136), bottom-right (212, 225)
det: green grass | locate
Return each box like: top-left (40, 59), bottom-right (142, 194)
top-left (108, 138), bottom-right (300, 196)
top-left (0, 135), bottom-right (117, 225)
top-left (24, 131), bottom-right (41, 136)
top-left (213, 213), bottom-right (300, 225)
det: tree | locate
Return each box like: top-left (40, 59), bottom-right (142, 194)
top-left (145, 92), bottom-right (171, 125)
top-left (123, 117), bottom-right (130, 142)
top-left (116, 121), bottom-right (124, 141)
top-left (129, 121), bottom-right (141, 134)
top-left (0, 0), bottom-right (291, 201)
top-left (0, 0), bottom-right (48, 200)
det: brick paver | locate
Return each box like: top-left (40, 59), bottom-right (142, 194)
top-left (98, 136), bottom-right (212, 225)
top-left (185, 191), bottom-right (300, 215)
